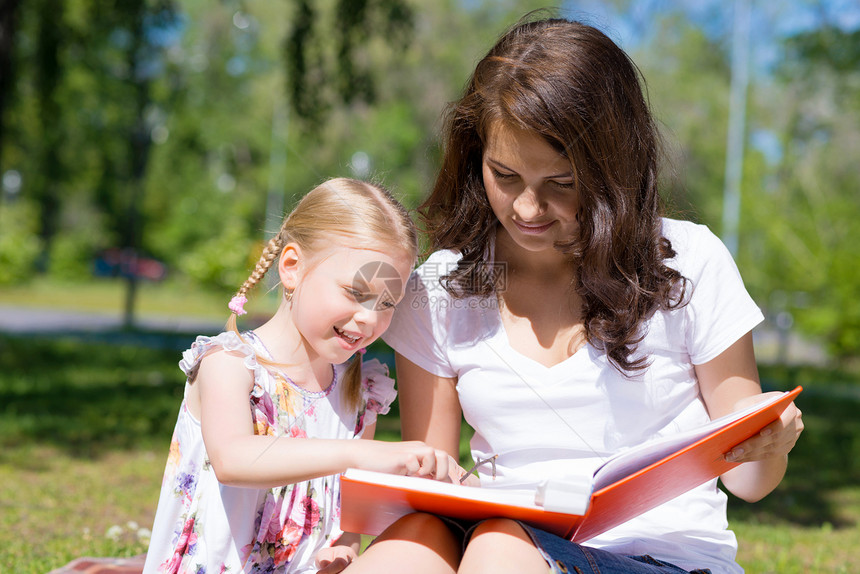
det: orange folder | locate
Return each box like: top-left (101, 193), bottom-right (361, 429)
top-left (340, 386), bottom-right (802, 542)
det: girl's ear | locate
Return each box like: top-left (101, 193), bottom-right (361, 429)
top-left (277, 243), bottom-right (302, 291)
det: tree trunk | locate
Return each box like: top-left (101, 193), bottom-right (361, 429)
top-left (0, 0), bottom-right (21, 174)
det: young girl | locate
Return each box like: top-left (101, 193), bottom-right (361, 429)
top-left (343, 15), bottom-right (803, 574)
top-left (142, 178), bottom-right (454, 574)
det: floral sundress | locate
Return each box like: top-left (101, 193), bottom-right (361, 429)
top-left (142, 331), bottom-right (396, 574)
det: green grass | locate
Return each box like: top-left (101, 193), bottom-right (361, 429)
top-left (0, 276), bottom-right (278, 320)
top-left (0, 316), bottom-right (858, 571)
top-left (0, 446), bottom-right (164, 573)
top-left (0, 335), bottom-right (183, 573)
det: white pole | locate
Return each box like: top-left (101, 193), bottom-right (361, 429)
top-left (266, 99), bottom-right (288, 237)
top-left (264, 98), bottom-right (288, 295)
top-left (722, 0), bottom-right (751, 258)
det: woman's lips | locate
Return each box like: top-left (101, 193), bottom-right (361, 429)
top-left (513, 220), bottom-right (554, 235)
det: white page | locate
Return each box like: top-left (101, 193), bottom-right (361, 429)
top-left (343, 468), bottom-right (543, 508)
top-left (590, 391), bottom-right (787, 491)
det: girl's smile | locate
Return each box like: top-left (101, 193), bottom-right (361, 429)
top-left (333, 325), bottom-right (363, 349)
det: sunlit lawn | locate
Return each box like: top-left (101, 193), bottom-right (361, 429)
top-left (1, 279), bottom-right (858, 573)
top-left (0, 276), bottom-right (278, 321)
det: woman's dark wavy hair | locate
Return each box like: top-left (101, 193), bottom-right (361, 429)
top-left (420, 15), bottom-right (689, 374)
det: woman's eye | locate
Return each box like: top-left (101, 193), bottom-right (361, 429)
top-left (551, 180), bottom-right (575, 189)
top-left (490, 167), bottom-right (517, 180)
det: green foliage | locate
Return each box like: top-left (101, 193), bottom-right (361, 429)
top-left (735, 25), bottom-right (860, 363)
top-left (0, 200), bottom-right (42, 285)
top-left (48, 226), bottom-right (107, 281)
top-left (178, 218), bottom-right (257, 292)
top-left (284, 0), bottom-right (414, 129)
top-left (3, 1), bottom-right (859, 364)
top-left (633, 10), bottom-right (860, 364)
top-left (781, 25), bottom-right (860, 76)
top-left (634, 14), bottom-right (730, 227)
top-left (2, 0), bottom-right (551, 284)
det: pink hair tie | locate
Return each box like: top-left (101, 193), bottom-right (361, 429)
top-left (228, 294), bottom-right (248, 316)
top-left (358, 347), bottom-right (367, 355)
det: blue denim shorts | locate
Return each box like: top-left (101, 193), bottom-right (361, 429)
top-left (435, 516), bottom-right (712, 574)
top-left (518, 523), bottom-right (713, 574)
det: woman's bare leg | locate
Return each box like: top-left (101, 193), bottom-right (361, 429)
top-left (458, 518), bottom-right (549, 574)
top-left (343, 513), bottom-right (461, 574)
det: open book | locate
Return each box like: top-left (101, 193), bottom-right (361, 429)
top-left (340, 386), bottom-right (802, 542)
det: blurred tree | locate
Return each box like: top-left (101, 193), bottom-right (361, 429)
top-left (73, 0), bottom-right (181, 327)
top-left (32, 0), bottom-right (65, 265)
top-left (142, 0), bottom-right (270, 292)
top-left (0, 0), bottom-right (21, 173)
top-left (0, 0), bottom-right (588, 299)
top-left (633, 13), bottom-right (731, 228)
top-left (636, 11), bottom-right (860, 364)
top-left (284, 0), bottom-right (413, 130)
top-left (740, 25), bottom-right (860, 363)
top-left (0, 0), bottom-right (182, 312)
top-left (138, 0), bottom-right (423, 293)
top-left (280, 0), bottom-right (555, 204)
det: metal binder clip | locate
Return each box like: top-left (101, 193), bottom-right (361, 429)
top-left (459, 454), bottom-right (499, 484)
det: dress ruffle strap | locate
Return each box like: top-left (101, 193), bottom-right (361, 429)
top-left (360, 358), bottom-right (397, 427)
top-left (179, 332), bottom-right (270, 405)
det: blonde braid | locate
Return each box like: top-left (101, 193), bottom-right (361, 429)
top-left (226, 236), bottom-right (284, 333)
top-left (237, 236), bottom-right (284, 299)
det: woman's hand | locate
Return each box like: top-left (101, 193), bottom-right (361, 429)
top-left (448, 454), bottom-right (481, 486)
top-left (697, 332), bottom-right (803, 502)
top-left (315, 545), bottom-right (358, 574)
top-left (724, 392), bottom-right (804, 463)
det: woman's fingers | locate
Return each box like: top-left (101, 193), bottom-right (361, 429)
top-left (725, 401), bottom-right (804, 463)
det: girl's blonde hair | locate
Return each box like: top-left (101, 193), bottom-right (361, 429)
top-left (228, 177), bottom-right (418, 411)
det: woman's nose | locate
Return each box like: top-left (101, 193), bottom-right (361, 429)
top-left (513, 186), bottom-right (545, 220)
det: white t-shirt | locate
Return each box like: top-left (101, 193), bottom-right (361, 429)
top-left (383, 218), bottom-right (763, 574)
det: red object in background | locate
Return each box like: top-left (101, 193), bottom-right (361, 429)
top-left (93, 248), bottom-right (167, 281)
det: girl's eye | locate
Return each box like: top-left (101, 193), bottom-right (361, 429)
top-left (372, 291), bottom-right (397, 311)
top-left (346, 287), bottom-right (368, 301)
top-left (551, 180), bottom-right (575, 190)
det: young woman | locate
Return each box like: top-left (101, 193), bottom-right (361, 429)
top-left (343, 16), bottom-right (803, 574)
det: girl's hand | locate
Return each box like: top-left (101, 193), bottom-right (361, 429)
top-left (315, 545), bottom-right (357, 574)
top-left (355, 440), bottom-right (453, 481)
top-left (724, 392), bottom-right (804, 463)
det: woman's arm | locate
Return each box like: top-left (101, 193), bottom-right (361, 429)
top-left (395, 353), bottom-right (462, 459)
top-left (696, 331), bottom-right (804, 502)
top-left (193, 350), bottom-right (451, 489)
